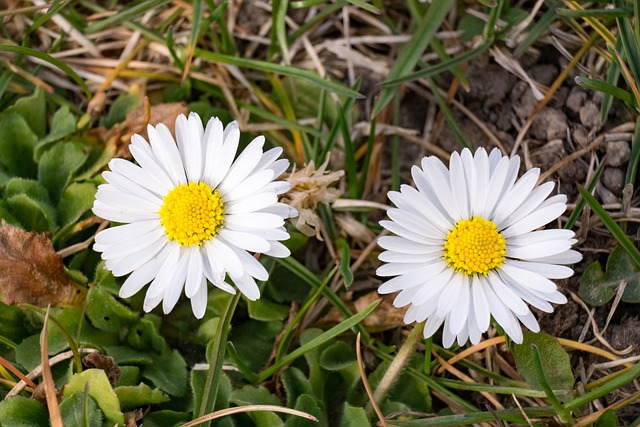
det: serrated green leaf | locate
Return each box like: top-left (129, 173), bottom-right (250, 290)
top-left (142, 350), bottom-right (188, 396)
top-left (0, 112), bottom-right (38, 178)
top-left (59, 392), bottom-right (103, 427)
top-left (248, 298), bottom-right (290, 321)
top-left (191, 369), bottom-right (233, 417)
top-left (575, 76), bottom-right (635, 107)
top-left (5, 88), bottom-right (46, 138)
top-left (38, 141), bottom-right (88, 203)
top-left (35, 106), bottom-right (78, 161)
top-left (7, 193), bottom-right (57, 232)
top-left (512, 332), bottom-right (574, 398)
top-left (285, 394), bottom-right (322, 427)
top-left (5, 177), bottom-right (50, 201)
top-left (115, 383), bottom-right (170, 411)
top-left (0, 395), bottom-right (48, 427)
top-left (319, 341), bottom-right (356, 371)
top-left (339, 402), bottom-right (368, 427)
top-left (85, 286), bottom-right (138, 332)
top-left (0, 200), bottom-right (22, 227)
top-left (57, 182), bottom-right (97, 227)
top-left (93, 260), bottom-right (120, 295)
top-left (126, 315), bottom-right (168, 353)
top-left (63, 369), bottom-right (125, 427)
top-left (579, 245), bottom-right (640, 306)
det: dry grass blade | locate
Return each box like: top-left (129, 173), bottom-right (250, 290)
top-left (180, 404), bottom-right (319, 427)
top-left (435, 336), bottom-right (506, 375)
top-left (41, 306), bottom-right (63, 427)
top-left (356, 332), bottom-right (388, 427)
top-left (0, 355), bottom-right (37, 389)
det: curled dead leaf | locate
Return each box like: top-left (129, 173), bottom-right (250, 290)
top-left (0, 221), bottom-right (87, 307)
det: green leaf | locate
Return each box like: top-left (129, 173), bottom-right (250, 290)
top-left (7, 193), bottom-right (57, 232)
top-left (57, 182), bottom-right (97, 227)
top-left (512, 332), bottom-right (574, 398)
top-left (5, 88), bottom-right (46, 138)
top-left (336, 239), bottom-right (354, 287)
top-left (99, 93), bottom-right (141, 128)
top-left (248, 298), bottom-right (290, 322)
top-left (143, 411), bottom-right (192, 427)
top-left (105, 346), bottom-right (153, 365)
top-left (372, 0), bottom-right (454, 117)
top-left (35, 106), bottom-right (77, 160)
top-left (115, 383), bottom-right (170, 411)
top-left (595, 410), bottom-right (619, 427)
top-left (230, 385), bottom-right (284, 427)
top-left (59, 392), bottom-right (104, 427)
top-left (0, 395), bottom-right (48, 427)
top-left (85, 286), bottom-right (139, 332)
top-left (63, 369), bottom-right (125, 427)
top-left (285, 394), bottom-right (322, 427)
top-left (319, 341), bottom-right (356, 371)
top-left (142, 350), bottom-right (188, 396)
top-left (38, 141), bottom-right (88, 203)
top-left (93, 260), bottom-right (121, 295)
top-left (580, 245), bottom-right (640, 306)
top-left (126, 315), bottom-right (168, 353)
top-left (232, 320), bottom-right (282, 372)
top-left (0, 112), bottom-right (38, 178)
top-left (281, 367), bottom-right (313, 407)
top-left (113, 365), bottom-right (140, 387)
top-left (5, 178), bottom-right (50, 202)
top-left (0, 200), bottom-right (22, 227)
top-left (191, 369), bottom-right (233, 417)
top-left (340, 402), bottom-right (369, 427)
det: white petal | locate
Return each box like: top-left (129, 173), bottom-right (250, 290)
top-left (148, 123), bottom-right (186, 186)
top-left (448, 152), bottom-right (470, 218)
top-left (202, 117), bottom-right (225, 184)
top-left (163, 250), bottom-right (189, 314)
top-left (119, 258), bottom-right (160, 298)
top-left (190, 280), bottom-right (208, 319)
top-left (146, 244), bottom-right (180, 299)
top-left (499, 263), bottom-right (558, 293)
top-left (448, 275), bottom-right (470, 335)
top-left (229, 246), bottom-right (269, 281)
top-left (225, 193), bottom-right (278, 214)
top-left (436, 272), bottom-right (463, 317)
top-left (218, 136), bottom-right (265, 196)
top-left (109, 237), bottom-right (169, 277)
top-left (222, 169), bottom-right (275, 202)
top-left (505, 260), bottom-right (574, 279)
top-left (108, 158), bottom-right (170, 196)
top-left (502, 203), bottom-right (566, 238)
top-left (210, 126), bottom-right (240, 188)
top-left (185, 246), bottom-right (205, 298)
top-left (204, 238), bottom-right (243, 279)
top-left (377, 236), bottom-right (442, 255)
top-left (492, 168), bottom-right (539, 227)
top-left (508, 240), bottom-right (575, 260)
top-left (233, 273), bottom-right (260, 300)
top-left (262, 241), bottom-right (291, 258)
top-left (218, 229), bottom-right (271, 253)
top-left (487, 271), bottom-right (530, 316)
top-left (529, 249), bottom-right (582, 265)
top-left (224, 212), bottom-right (284, 229)
top-left (175, 113), bottom-right (204, 182)
top-left (411, 267), bottom-right (454, 306)
top-left (471, 277), bottom-right (491, 332)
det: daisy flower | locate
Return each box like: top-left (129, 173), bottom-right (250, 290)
top-left (92, 113), bottom-right (297, 318)
top-left (376, 147), bottom-right (581, 347)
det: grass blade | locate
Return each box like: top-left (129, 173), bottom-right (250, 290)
top-left (565, 160), bottom-right (605, 230)
top-left (0, 44), bottom-right (91, 98)
top-left (194, 49), bottom-right (362, 98)
top-left (625, 117), bottom-right (640, 185)
top-left (371, 0), bottom-right (453, 117)
top-left (257, 299), bottom-right (380, 382)
top-left (577, 185), bottom-right (640, 267)
top-left (84, 0), bottom-right (170, 34)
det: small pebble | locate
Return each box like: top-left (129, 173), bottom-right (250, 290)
top-left (579, 102), bottom-right (602, 129)
top-left (605, 140), bottom-right (631, 167)
top-left (602, 167), bottom-right (625, 196)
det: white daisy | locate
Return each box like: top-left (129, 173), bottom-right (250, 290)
top-left (92, 113), bottom-right (297, 318)
top-left (377, 147), bottom-right (581, 347)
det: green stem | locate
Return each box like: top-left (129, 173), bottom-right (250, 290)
top-left (530, 344), bottom-right (574, 424)
top-left (198, 292), bottom-right (241, 425)
top-left (366, 322), bottom-right (425, 418)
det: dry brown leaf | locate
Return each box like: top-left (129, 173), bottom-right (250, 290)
top-left (123, 101), bottom-right (188, 141)
top-left (319, 291), bottom-right (406, 332)
top-left (0, 221), bottom-right (87, 307)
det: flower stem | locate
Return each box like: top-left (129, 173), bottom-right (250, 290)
top-left (198, 291), bottom-right (241, 426)
top-left (366, 322), bottom-right (425, 418)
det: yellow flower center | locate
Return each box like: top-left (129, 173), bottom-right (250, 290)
top-left (159, 182), bottom-right (225, 247)
top-left (443, 216), bottom-right (506, 276)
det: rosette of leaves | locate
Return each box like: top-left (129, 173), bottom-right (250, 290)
top-left (0, 89), bottom-right (113, 246)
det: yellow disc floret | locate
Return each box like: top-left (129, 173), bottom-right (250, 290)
top-left (159, 182), bottom-right (225, 247)
top-left (443, 216), bottom-right (506, 276)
